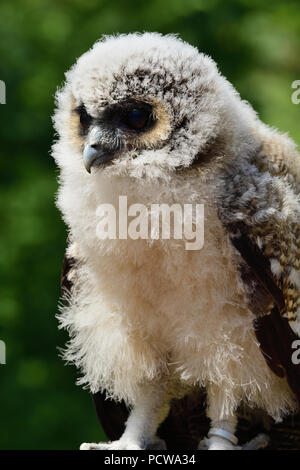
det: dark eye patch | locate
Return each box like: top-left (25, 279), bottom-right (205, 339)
top-left (103, 100), bottom-right (154, 133)
top-left (74, 104), bottom-right (93, 132)
top-left (73, 100), bottom-right (155, 137)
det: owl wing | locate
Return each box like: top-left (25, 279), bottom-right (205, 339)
top-left (230, 232), bottom-right (300, 403)
top-left (217, 127), bottom-right (300, 403)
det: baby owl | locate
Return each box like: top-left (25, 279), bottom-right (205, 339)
top-left (53, 33), bottom-right (300, 450)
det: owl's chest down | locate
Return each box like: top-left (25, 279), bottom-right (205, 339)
top-left (62, 192), bottom-right (295, 411)
top-left (78, 204), bottom-right (255, 364)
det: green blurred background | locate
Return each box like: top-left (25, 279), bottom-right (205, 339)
top-left (0, 0), bottom-right (299, 449)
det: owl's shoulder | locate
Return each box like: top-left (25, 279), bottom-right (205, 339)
top-left (254, 123), bottom-right (300, 193)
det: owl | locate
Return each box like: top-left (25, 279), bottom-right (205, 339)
top-left (53, 33), bottom-right (300, 450)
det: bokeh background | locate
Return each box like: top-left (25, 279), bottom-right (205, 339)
top-left (0, 0), bottom-right (299, 449)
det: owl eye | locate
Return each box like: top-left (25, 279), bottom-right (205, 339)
top-left (76, 104), bottom-right (92, 129)
top-left (124, 108), bottom-right (150, 130)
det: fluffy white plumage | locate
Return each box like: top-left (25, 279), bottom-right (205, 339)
top-left (53, 33), bottom-right (300, 450)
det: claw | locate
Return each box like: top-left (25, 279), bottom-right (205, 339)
top-left (80, 439), bottom-right (145, 450)
top-left (198, 433), bottom-right (270, 450)
top-left (242, 433), bottom-right (270, 450)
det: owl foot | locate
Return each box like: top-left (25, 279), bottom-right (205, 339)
top-left (80, 435), bottom-right (166, 450)
top-left (198, 430), bottom-right (270, 450)
top-left (241, 433), bottom-right (270, 450)
top-left (80, 440), bottom-right (143, 450)
top-left (198, 435), bottom-right (240, 450)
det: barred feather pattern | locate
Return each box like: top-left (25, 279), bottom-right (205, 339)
top-left (217, 126), bottom-right (300, 331)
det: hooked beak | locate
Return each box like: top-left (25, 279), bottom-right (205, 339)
top-left (83, 145), bottom-right (115, 173)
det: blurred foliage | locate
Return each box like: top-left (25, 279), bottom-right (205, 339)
top-left (0, 0), bottom-right (299, 450)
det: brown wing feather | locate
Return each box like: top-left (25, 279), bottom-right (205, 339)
top-left (231, 232), bottom-right (300, 403)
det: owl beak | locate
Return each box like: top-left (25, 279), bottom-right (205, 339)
top-left (83, 144), bottom-right (114, 173)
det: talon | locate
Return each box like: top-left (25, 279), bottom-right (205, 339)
top-left (80, 442), bottom-right (97, 450)
top-left (242, 433), bottom-right (270, 450)
top-left (198, 432), bottom-right (270, 450)
top-left (198, 436), bottom-right (240, 450)
top-left (80, 440), bottom-right (143, 450)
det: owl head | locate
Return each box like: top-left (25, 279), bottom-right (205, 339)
top-left (53, 33), bottom-right (256, 180)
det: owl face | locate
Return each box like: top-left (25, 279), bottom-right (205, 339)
top-left (54, 33), bottom-right (231, 178)
top-left (74, 96), bottom-right (172, 173)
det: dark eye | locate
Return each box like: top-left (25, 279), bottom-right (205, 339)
top-left (76, 104), bottom-right (92, 129)
top-left (125, 108), bottom-right (150, 130)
